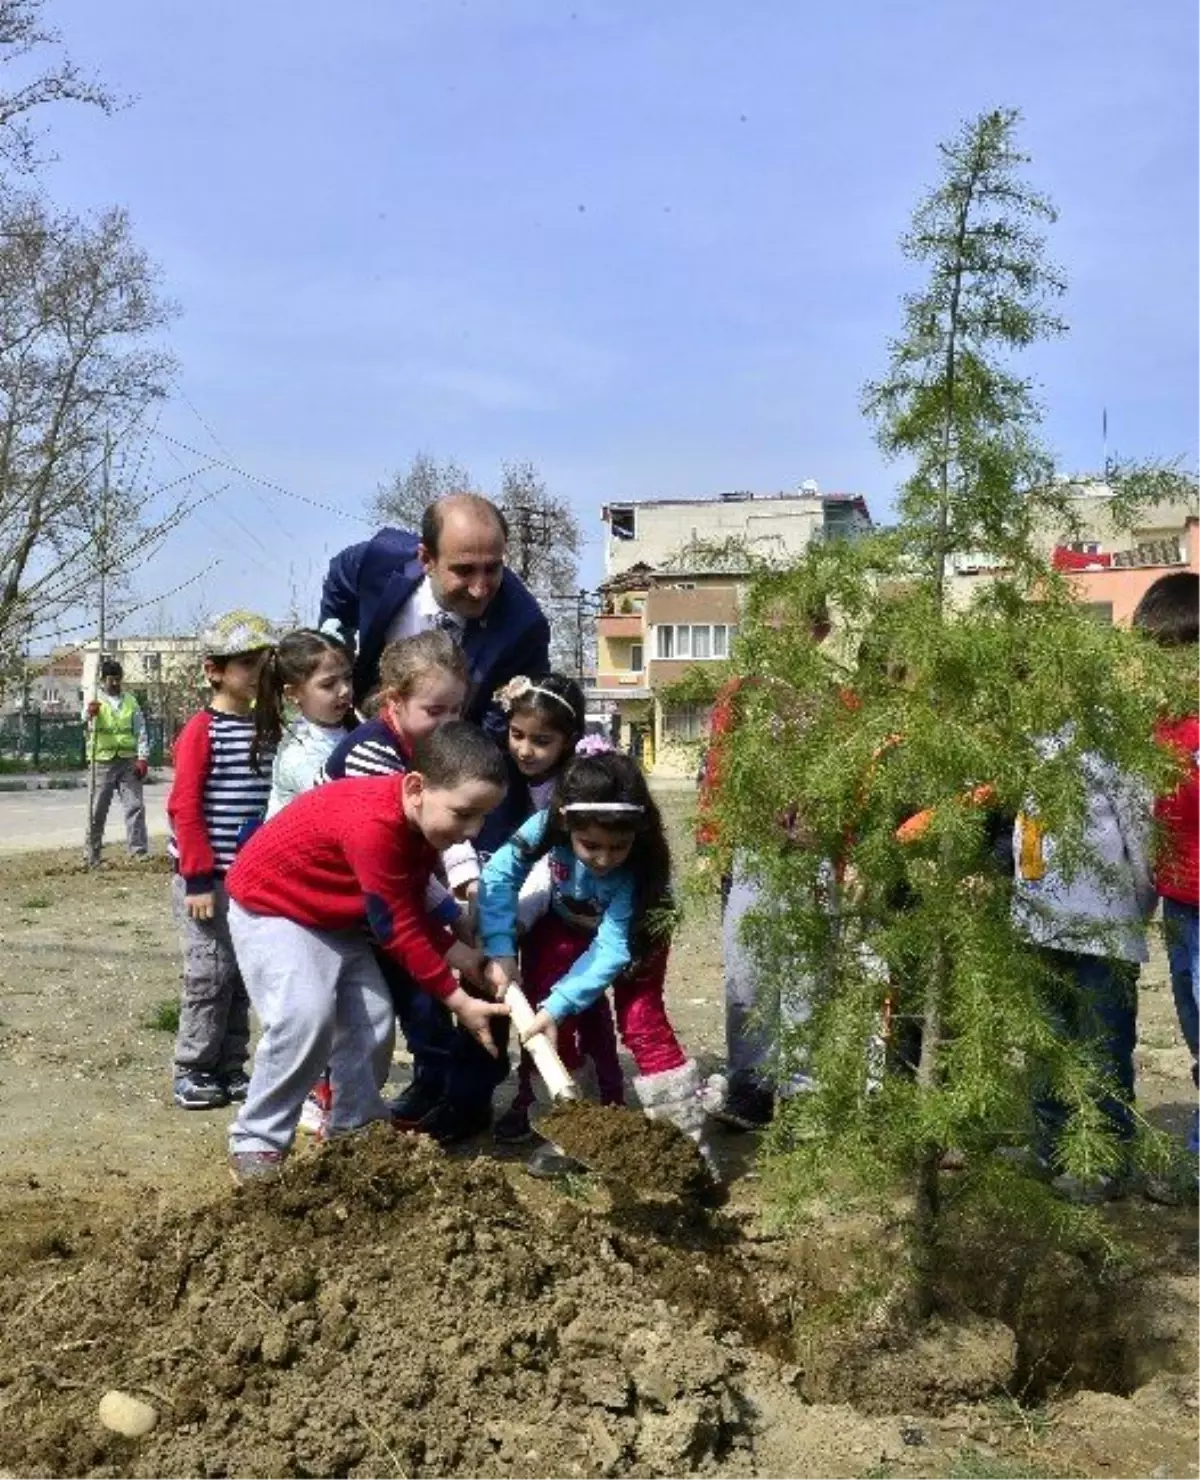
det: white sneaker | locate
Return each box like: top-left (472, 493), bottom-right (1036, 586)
top-left (298, 1094), bottom-right (329, 1139)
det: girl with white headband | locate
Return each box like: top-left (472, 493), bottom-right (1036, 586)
top-left (480, 674), bottom-right (626, 1157)
top-left (480, 746), bottom-right (716, 1166)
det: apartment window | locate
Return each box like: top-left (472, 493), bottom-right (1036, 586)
top-left (609, 506), bottom-right (636, 541)
top-left (1081, 602), bottom-right (1114, 624)
top-left (654, 624), bottom-right (733, 661)
top-left (629, 642), bottom-right (644, 673)
top-left (663, 704), bottom-right (706, 742)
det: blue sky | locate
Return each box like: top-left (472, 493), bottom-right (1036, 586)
top-left (30, 0), bottom-right (1200, 633)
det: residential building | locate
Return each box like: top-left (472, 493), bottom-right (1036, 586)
top-left (949, 480), bottom-right (1199, 617)
top-left (0, 649), bottom-right (84, 716)
top-left (946, 476), bottom-right (1200, 609)
top-left (603, 483), bottom-right (872, 578)
top-left (593, 486), bottom-right (873, 774)
top-left (78, 634), bottom-right (205, 700)
top-left (1049, 514), bottom-right (1199, 624)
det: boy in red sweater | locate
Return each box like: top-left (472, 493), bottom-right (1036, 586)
top-left (167, 612), bottom-right (276, 1111)
top-left (1133, 571), bottom-right (1199, 1157)
top-left (225, 721), bottom-right (509, 1182)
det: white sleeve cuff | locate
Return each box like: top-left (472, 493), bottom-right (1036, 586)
top-left (442, 841), bottom-right (480, 890)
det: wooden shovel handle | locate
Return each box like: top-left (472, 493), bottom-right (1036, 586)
top-left (504, 984), bottom-right (578, 1101)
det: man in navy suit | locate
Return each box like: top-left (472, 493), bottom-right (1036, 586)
top-left (320, 493), bottom-right (550, 736)
top-left (319, 492), bottom-right (549, 1143)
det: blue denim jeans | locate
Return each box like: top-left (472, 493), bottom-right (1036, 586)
top-left (1162, 897), bottom-right (1199, 1074)
top-left (378, 951), bottom-right (509, 1109)
top-left (1033, 948), bottom-right (1139, 1161)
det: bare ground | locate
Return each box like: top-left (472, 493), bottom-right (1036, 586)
top-left (0, 798), bottom-right (1196, 1479)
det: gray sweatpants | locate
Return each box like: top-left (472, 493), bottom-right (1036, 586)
top-left (723, 861), bottom-right (814, 1095)
top-left (171, 876), bottom-right (250, 1079)
top-left (228, 901), bottom-right (395, 1156)
top-left (87, 758), bottom-right (148, 864)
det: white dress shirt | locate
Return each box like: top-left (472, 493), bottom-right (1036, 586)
top-left (384, 576), bottom-right (465, 646)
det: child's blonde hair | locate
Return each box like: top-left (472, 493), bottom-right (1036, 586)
top-left (378, 630), bottom-right (470, 699)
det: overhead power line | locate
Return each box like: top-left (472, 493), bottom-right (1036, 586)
top-left (150, 429), bottom-right (371, 524)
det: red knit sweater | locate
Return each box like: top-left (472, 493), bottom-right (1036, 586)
top-left (225, 775), bottom-right (457, 999)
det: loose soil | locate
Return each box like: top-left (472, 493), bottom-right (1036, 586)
top-left (540, 1102), bottom-right (719, 1204)
top-left (0, 798), bottom-right (1197, 1478)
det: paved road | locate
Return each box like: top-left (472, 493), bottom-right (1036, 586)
top-left (0, 783), bottom-right (170, 855)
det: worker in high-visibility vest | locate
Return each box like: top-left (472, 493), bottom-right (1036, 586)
top-left (85, 658), bottom-right (151, 867)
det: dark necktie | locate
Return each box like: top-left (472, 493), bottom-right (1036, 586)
top-left (432, 610), bottom-right (464, 646)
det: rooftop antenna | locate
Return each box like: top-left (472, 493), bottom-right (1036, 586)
top-left (1102, 406), bottom-right (1110, 481)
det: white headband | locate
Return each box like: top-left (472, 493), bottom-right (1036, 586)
top-left (495, 675), bottom-right (577, 719)
top-left (561, 802), bottom-right (645, 815)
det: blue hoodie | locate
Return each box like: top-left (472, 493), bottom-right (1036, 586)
top-left (479, 810), bottom-right (636, 1021)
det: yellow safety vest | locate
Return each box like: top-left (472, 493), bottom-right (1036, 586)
top-left (89, 693), bottom-right (139, 762)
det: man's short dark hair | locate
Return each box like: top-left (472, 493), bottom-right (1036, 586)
top-left (420, 494), bottom-right (509, 558)
top-left (100, 659), bottom-right (123, 679)
top-left (410, 720), bottom-right (507, 791)
top-left (1132, 571), bottom-right (1199, 648)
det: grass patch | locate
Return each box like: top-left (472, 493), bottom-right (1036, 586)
top-left (20, 895), bottom-right (52, 909)
top-left (862, 1454), bottom-right (1056, 1480)
top-left (143, 998), bottom-right (180, 1033)
top-left (945, 1449), bottom-right (1051, 1479)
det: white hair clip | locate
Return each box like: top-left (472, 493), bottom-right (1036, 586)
top-left (560, 802), bottom-right (645, 815)
top-left (494, 675), bottom-right (577, 718)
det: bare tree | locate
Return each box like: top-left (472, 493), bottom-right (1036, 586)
top-left (0, 0), bottom-right (119, 179)
top-left (370, 451), bottom-right (474, 531)
top-left (497, 461), bottom-right (586, 676)
top-left (0, 196), bottom-right (179, 665)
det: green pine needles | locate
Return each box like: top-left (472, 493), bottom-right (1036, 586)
top-left (708, 108), bottom-right (1194, 1317)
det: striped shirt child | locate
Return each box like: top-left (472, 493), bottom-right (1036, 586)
top-left (169, 708), bottom-right (274, 892)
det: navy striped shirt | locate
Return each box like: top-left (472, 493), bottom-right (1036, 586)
top-left (168, 709), bottom-right (274, 892)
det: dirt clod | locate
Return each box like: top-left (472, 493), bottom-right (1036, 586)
top-left (541, 1101), bottom-right (718, 1201)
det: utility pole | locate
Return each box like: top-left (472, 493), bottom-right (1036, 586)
top-left (547, 587), bottom-right (599, 683)
top-left (85, 428), bottom-right (113, 866)
top-left (501, 501), bottom-right (553, 583)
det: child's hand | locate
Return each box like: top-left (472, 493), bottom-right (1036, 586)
top-left (445, 941), bottom-right (486, 989)
top-left (186, 892), bottom-right (215, 922)
top-left (445, 987), bottom-right (509, 1058)
top-left (519, 1008), bottom-right (558, 1050)
top-left (483, 955), bottom-right (520, 1000)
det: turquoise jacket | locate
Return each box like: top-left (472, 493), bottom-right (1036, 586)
top-left (479, 811), bottom-right (636, 1021)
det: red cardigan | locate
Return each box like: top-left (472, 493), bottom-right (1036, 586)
top-left (1154, 715), bottom-right (1199, 906)
top-left (226, 775), bottom-right (457, 1000)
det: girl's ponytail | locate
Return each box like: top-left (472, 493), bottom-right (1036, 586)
top-left (249, 627), bottom-right (350, 773)
top-left (251, 646), bottom-right (286, 773)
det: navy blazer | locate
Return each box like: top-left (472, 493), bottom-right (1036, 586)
top-left (319, 527), bottom-right (551, 736)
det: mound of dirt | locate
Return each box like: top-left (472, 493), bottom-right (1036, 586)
top-left (0, 1129), bottom-right (780, 1479)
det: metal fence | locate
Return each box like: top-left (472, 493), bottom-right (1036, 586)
top-left (0, 712), bottom-right (169, 770)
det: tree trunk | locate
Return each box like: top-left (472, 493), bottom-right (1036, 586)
top-left (911, 950), bottom-right (946, 1320)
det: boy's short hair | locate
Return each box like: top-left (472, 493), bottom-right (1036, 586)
top-left (410, 721), bottom-right (506, 791)
top-left (1132, 571), bottom-right (1199, 647)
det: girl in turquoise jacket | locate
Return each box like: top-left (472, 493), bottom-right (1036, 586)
top-left (480, 749), bottom-right (716, 1156)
